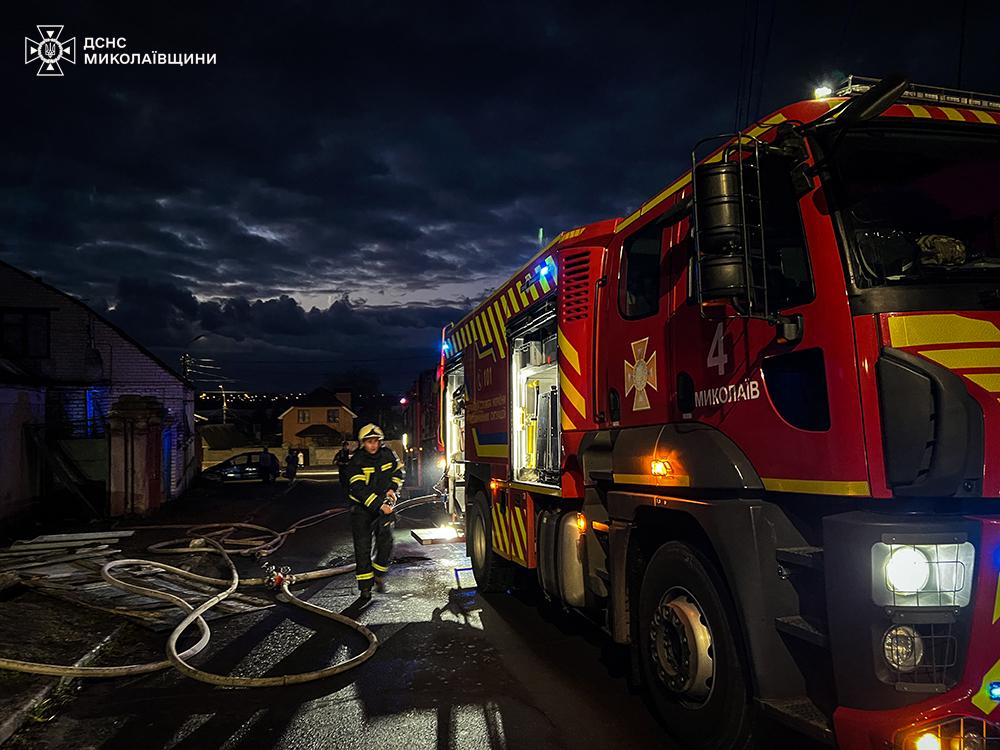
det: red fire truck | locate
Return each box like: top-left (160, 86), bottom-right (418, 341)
top-left (437, 76), bottom-right (1000, 749)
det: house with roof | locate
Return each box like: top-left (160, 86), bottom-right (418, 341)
top-left (279, 388), bottom-right (356, 453)
top-left (0, 260), bottom-right (197, 522)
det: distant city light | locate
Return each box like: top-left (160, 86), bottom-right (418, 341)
top-left (814, 84), bottom-right (833, 99)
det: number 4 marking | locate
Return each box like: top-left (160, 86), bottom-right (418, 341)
top-left (708, 323), bottom-right (728, 375)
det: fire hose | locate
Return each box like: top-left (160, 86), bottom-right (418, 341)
top-left (0, 493), bottom-right (448, 685)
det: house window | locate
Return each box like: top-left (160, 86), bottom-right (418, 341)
top-left (326, 408), bottom-right (339, 423)
top-left (0, 309), bottom-right (50, 358)
top-left (297, 409), bottom-right (310, 423)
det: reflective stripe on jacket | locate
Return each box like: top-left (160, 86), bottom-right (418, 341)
top-left (346, 446), bottom-right (404, 511)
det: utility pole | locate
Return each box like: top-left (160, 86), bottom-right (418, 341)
top-left (219, 385), bottom-right (228, 424)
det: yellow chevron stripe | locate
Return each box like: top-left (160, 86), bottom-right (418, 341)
top-left (762, 477), bottom-right (870, 496)
top-left (528, 283), bottom-right (540, 302)
top-left (889, 314), bottom-right (1000, 347)
top-left (490, 504), bottom-right (500, 553)
top-left (939, 106), bottom-right (965, 122)
top-left (507, 509), bottom-right (523, 560)
top-left (486, 305), bottom-right (505, 358)
top-left (495, 505), bottom-right (509, 555)
top-left (562, 371), bottom-right (587, 419)
top-left (920, 347), bottom-right (1000, 369)
top-left (906, 104), bottom-right (932, 118)
top-left (558, 329), bottom-right (581, 374)
top-left (477, 313), bottom-right (492, 344)
top-left (508, 287), bottom-right (521, 313)
top-left (518, 282), bottom-right (530, 307)
top-left (545, 256), bottom-right (558, 282)
top-left (993, 572), bottom-right (1000, 624)
top-left (500, 293), bottom-right (511, 318)
top-left (972, 658), bottom-right (1000, 716)
top-left (562, 410), bottom-right (578, 431)
top-left (539, 272), bottom-right (551, 294)
top-left (515, 507), bottom-right (528, 559)
top-left (972, 109), bottom-right (997, 124)
top-left (966, 373), bottom-right (1000, 392)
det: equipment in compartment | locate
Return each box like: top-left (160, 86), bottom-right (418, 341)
top-left (443, 364), bottom-right (467, 516)
top-left (510, 311), bottom-right (560, 486)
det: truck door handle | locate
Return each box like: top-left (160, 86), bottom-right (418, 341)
top-left (608, 388), bottom-right (621, 422)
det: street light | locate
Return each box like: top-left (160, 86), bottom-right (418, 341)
top-left (219, 384), bottom-right (227, 424)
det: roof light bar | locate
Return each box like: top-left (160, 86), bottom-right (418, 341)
top-left (834, 74), bottom-right (1000, 112)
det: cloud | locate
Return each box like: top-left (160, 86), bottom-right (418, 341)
top-left (4, 1), bottom-right (1000, 388)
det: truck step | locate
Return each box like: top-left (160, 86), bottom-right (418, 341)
top-left (775, 615), bottom-right (829, 648)
top-left (758, 697), bottom-right (834, 746)
top-left (776, 546), bottom-right (824, 571)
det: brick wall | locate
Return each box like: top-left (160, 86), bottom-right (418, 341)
top-left (0, 385), bottom-right (45, 521)
top-left (0, 264), bottom-right (196, 500)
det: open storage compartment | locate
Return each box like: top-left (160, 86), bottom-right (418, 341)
top-left (509, 305), bottom-right (560, 486)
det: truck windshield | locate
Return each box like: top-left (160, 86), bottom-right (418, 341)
top-left (822, 124), bottom-right (1000, 286)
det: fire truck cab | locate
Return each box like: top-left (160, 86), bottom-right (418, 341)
top-left (439, 77), bottom-right (1000, 750)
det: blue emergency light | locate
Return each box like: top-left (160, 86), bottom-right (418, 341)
top-left (539, 264), bottom-right (550, 276)
top-left (442, 342), bottom-right (450, 354)
top-left (990, 681), bottom-right (1000, 702)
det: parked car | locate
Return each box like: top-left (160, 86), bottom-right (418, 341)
top-left (202, 451), bottom-right (265, 482)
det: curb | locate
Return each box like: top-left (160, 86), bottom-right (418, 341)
top-left (0, 625), bottom-right (126, 747)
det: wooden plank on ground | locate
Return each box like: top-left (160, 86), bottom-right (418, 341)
top-left (23, 531), bottom-right (134, 543)
top-left (0, 550), bottom-right (118, 572)
top-left (6, 539), bottom-right (116, 552)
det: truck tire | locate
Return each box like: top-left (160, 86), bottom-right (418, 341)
top-left (638, 541), bottom-right (754, 750)
top-left (469, 493), bottom-right (513, 593)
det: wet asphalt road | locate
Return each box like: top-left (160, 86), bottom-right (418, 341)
top-left (8, 479), bottom-right (671, 750)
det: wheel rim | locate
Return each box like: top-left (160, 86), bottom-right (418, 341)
top-left (649, 587), bottom-right (715, 706)
top-left (472, 512), bottom-right (487, 571)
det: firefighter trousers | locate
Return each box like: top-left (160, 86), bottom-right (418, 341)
top-left (350, 507), bottom-right (393, 591)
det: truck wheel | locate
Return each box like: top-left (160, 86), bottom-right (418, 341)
top-left (638, 541), bottom-right (753, 750)
top-left (469, 494), bottom-right (513, 593)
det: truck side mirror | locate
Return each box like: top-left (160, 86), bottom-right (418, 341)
top-left (692, 160), bottom-right (757, 307)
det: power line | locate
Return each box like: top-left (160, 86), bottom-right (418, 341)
top-left (751, 0), bottom-right (776, 122)
top-left (956, 0), bottom-right (969, 88)
top-left (733, 0), bottom-right (753, 131)
top-left (201, 355), bottom-right (435, 365)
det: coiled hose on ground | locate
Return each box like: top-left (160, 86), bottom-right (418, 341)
top-left (0, 493), bottom-right (448, 685)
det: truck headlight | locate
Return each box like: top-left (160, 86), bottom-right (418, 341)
top-left (871, 542), bottom-right (976, 607)
top-left (882, 625), bottom-right (924, 672)
top-left (885, 546), bottom-right (931, 594)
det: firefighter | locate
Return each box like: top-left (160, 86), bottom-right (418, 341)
top-left (334, 440), bottom-right (354, 495)
top-left (346, 424), bottom-right (404, 602)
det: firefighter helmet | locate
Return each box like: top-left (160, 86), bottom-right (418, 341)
top-left (358, 423), bottom-right (385, 441)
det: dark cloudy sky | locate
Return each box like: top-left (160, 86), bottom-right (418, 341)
top-left (5, 1), bottom-right (1000, 392)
